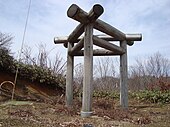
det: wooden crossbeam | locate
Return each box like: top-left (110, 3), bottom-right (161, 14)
top-left (67, 23), bottom-right (84, 45)
top-left (72, 49), bottom-right (123, 56)
top-left (93, 36), bottom-right (125, 54)
top-left (54, 34), bottom-right (141, 46)
top-left (66, 4), bottom-right (142, 42)
top-left (67, 4), bottom-right (125, 40)
top-left (69, 38), bottom-right (84, 55)
top-left (68, 36), bottom-right (125, 56)
top-left (94, 20), bottom-right (126, 40)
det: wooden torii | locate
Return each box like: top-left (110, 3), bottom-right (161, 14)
top-left (54, 4), bottom-right (142, 117)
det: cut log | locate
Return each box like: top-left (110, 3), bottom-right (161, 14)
top-left (120, 40), bottom-right (128, 108)
top-left (81, 23), bottom-right (93, 117)
top-left (125, 34), bottom-right (142, 41)
top-left (67, 4), bottom-right (104, 24)
top-left (69, 38), bottom-right (84, 55)
top-left (66, 42), bottom-right (74, 106)
top-left (67, 4), bottom-right (142, 41)
top-left (63, 4), bottom-right (104, 48)
top-left (65, 23), bottom-right (84, 47)
top-left (54, 34), bottom-right (141, 45)
top-left (93, 36), bottom-right (125, 54)
top-left (73, 49), bottom-right (123, 56)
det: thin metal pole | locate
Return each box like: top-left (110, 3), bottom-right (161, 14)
top-left (13, 0), bottom-right (32, 100)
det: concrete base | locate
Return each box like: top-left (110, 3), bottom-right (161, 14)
top-left (81, 111), bottom-right (93, 117)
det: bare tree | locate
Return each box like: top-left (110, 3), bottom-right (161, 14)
top-left (36, 43), bottom-right (48, 68)
top-left (94, 57), bottom-right (116, 78)
top-left (0, 32), bottom-right (14, 70)
top-left (48, 54), bottom-right (66, 75)
top-left (20, 43), bottom-right (66, 75)
top-left (128, 58), bottom-right (148, 90)
top-left (21, 45), bottom-right (36, 65)
top-left (129, 52), bottom-right (170, 91)
top-left (93, 57), bottom-right (118, 91)
top-left (146, 52), bottom-right (170, 77)
top-left (74, 63), bottom-right (83, 87)
top-left (0, 32), bottom-right (13, 49)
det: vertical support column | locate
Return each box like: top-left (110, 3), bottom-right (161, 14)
top-left (66, 42), bottom-right (74, 106)
top-left (120, 40), bottom-right (128, 108)
top-left (81, 23), bottom-right (93, 117)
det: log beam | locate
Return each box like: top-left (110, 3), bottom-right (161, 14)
top-left (65, 23), bottom-right (84, 47)
top-left (54, 34), bottom-right (141, 46)
top-left (94, 20), bottom-right (126, 40)
top-left (73, 49), bottom-right (123, 56)
top-left (54, 36), bottom-right (68, 44)
top-left (67, 4), bottom-right (104, 24)
top-left (126, 34), bottom-right (142, 41)
top-left (69, 38), bottom-right (84, 55)
top-left (93, 36), bottom-right (125, 54)
top-left (67, 4), bottom-right (126, 40)
top-left (66, 4), bottom-right (142, 41)
top-left (63, 4), bottom-right (104, 48)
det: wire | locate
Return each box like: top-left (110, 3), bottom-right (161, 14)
top-left (12, 0), bottom-right (32, 100)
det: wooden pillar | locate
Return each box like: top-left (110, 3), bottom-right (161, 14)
top-left (66, 42), bottom-right (74, 106)
top-left (120, 40), bottom-right (128, 108)
top-left (81, 23), bottom-right (93, 117)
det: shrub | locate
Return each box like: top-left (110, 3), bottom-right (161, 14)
top-left (0, 47), bottom-right (65, 91)
top-left (132, 90), bottom-right (170, 104)
top-left (93, 90), bottom-right (119, 99)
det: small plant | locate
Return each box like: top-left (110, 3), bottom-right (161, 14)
top-left (93, 90), bottom-right (119, 99)
top-left (132, 90), bottom-right (170, 104)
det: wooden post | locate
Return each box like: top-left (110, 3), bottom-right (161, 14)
top-left (66, 42), bottom-right (74, 106)
top-left (120, 40), bottom-right (128, 108)
top-left (81, 23), bottom-right (93, 117)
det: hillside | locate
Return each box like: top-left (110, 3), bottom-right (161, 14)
top-left (0, 47), bottom-right (65, 101)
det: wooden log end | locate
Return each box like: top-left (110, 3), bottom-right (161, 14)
top-left (54, 37), bottom-right (57, 44)
top-left (54, 36), bottom-right (68, 44)
top-left (125, 34), bottom-right (142, 41)
top-left (64, 42), bottom-right (68, 48)
top-left (92, 4), bottom-right (104, 16)
top-left (67, 4), bottom-right (79, 18)
top-left (127, 41), bottom-right (134, 46)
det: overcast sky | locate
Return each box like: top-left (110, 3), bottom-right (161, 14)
top-left (0, 0), bottom-right (170, 66)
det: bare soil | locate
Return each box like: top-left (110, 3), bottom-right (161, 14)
top-left (0, 96), bottom-right (170, 127)
top-left (0, 72), bottom-right (170, 127)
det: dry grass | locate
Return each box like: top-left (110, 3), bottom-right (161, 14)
top-left (0, 97), bottom-right (170, 127)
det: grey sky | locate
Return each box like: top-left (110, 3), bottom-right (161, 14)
top-left (0, 0), bottom-right (170, 65)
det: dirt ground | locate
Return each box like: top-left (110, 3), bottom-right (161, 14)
top-left (0, 96), bottom-right (170, 127)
